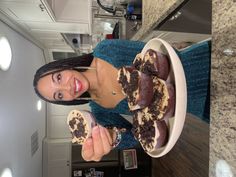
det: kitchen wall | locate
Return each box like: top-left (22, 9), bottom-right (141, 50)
top-left (0, 20), bottom-right (46, 177)
top-left (91, 1), bottom-right (120, 47)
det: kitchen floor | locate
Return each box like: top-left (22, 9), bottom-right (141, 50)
top-left (151, 114), bottom-right (209, 177)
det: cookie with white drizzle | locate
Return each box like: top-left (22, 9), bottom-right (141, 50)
top-left (141, 76), bottom-right (175, 121)
top-left (67, 110), bottom-right (96, 145)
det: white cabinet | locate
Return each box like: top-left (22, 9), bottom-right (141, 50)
top-left (43, 139), bottom-right (71, 177)
top-left (31, 31), bottom-right (73, 51)
top-left (48, 115), bottom-right (72, 139)
top-left (0, 0), bottom-right (39, 2)
top-left (0, 0), bottom-right (53, 22)
top-left (0, 0), bottom-right (71, 50)
top-left (0, 0), bottom-right (92, 51)
top-left (49, 0), bottom-right (92, 23)
top-left (43, 0), bottom-right (92, 34)
top-left (46, 103), bottom-right (90, 139)
top-left (23, 21), bottom-right (90, 34)
top-left (47, 104), bottom-right (75, 139)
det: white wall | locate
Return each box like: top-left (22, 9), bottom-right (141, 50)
top-left (0, 20), bottom-right (46, 177)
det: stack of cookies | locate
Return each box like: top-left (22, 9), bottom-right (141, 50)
top-left (117, 49), bottom-right (175, 152)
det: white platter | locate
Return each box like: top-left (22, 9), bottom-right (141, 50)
top-left (140, 38), bottom-right (187, 158)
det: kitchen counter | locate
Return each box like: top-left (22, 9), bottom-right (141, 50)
top-left (210, 0), bottom-right (236, 176)
top-left (152, 114), bottom-right (209, 177)
top-left (134, 0), bottom-right (236, 176)
top-left (131, 0), bottom-right (185, 40)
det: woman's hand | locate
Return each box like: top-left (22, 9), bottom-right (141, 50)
top-left (81, 125), bottom-right (113, 162)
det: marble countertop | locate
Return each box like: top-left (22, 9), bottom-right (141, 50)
top-left (210, 0), bottom-right (236, 176)
top-left (131, 0), bottom-right (185, 41)
top-left (134, 0), bottom-right (236, 176)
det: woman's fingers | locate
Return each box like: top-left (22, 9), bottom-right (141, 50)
top-left (91, 126), bottom-right (104, 161)
top-left (81, 125), bottom-right (113, 162)
top-left (103, 127), bottom-right (113, 145)
top-left (99, 126), bottom-right (112, 155)
top-left (81, 138), bottom-right (94, 161)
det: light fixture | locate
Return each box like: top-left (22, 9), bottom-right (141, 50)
top-left (1, 168), bottom-right (13, 177)
top-left (0, 36), bottom-right (12, 71)
top-left (37, 100), bottom-right (42, 111)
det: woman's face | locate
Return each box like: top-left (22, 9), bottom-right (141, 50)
top-left (37, 69), bottom-right (89, 101)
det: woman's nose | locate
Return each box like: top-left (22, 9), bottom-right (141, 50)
top-left (61, 84), bottom-right (72, 92)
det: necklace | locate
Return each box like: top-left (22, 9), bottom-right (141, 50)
top-left (111, 90), bottom-right (124, 96)
top-left (112, 91), bottom-right (117, 95)
top-left (81, 63), bottom-right (122, 97)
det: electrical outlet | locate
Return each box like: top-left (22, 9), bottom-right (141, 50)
top-left (73, 170), bottom-right (82, 177)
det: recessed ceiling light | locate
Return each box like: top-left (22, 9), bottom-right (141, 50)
top-left (0, 36), bottom-right (12, 71)
top-left (1, 168), bottom-right (12, 177)
top-left (37, 100), bottom-right (42, 111)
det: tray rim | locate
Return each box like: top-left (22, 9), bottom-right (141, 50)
top-left (140, 38), bottom-right (187, 158)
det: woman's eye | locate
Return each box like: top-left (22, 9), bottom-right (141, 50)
top-left (58, 92), bottom-right (63, 100)
top-left (56, 73), bottom-right (61, 82)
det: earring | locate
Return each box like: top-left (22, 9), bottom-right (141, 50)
top-left (75, 97), bottom-right (93, 101)
top-left (74, 66), bottom-right (96, 70)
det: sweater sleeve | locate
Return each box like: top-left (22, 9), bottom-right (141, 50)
top-left (93, 39), bottom-right (145, 68)
top-left (89, 102), bottom-right (139, 149)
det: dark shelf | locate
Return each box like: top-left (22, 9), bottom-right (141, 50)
top-left (154, 0), bottom-right (212, 34)
top-left (71, 146), bottom-right (151, 177)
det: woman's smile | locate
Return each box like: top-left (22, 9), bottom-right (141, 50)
top-left (74, 78), bottom-right (83, 95)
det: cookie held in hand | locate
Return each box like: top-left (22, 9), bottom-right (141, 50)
top-left (117, 66), bottom-right (154, 111)
top-left (133, 49), bottom-right (170, 80)
top-left (67, 110), bottom-right (96, 145)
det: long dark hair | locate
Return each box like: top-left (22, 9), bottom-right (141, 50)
top-left (33, 53), bottom-right (94, 105)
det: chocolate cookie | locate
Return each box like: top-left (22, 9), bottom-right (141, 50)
top-left (117, 66), bottom-right (154, 111)
top-left (133, 49), bottom-right (170, 80)
top-left (132, 111), bottom-right (168, 152)
top-left (142, 77), bottom-right (175, 121)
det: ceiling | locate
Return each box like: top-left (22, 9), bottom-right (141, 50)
top-left (0, 20), bottom-right (46, 177)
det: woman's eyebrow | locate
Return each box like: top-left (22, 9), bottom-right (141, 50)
top-left (51, 73), bottom-right (55, 83)
top-left (51, 73), bottom-right (57, 100)
top-left (53, 92), bottom-right (57, 100)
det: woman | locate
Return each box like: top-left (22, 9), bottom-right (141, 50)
top-left (33, 39), bottom-right (211, 161)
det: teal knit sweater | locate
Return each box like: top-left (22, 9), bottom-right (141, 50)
top-left (90, 39), bottom-right (211, 149)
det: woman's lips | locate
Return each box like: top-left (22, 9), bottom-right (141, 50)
top-left (74, 78), bottom-right (82, 94)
